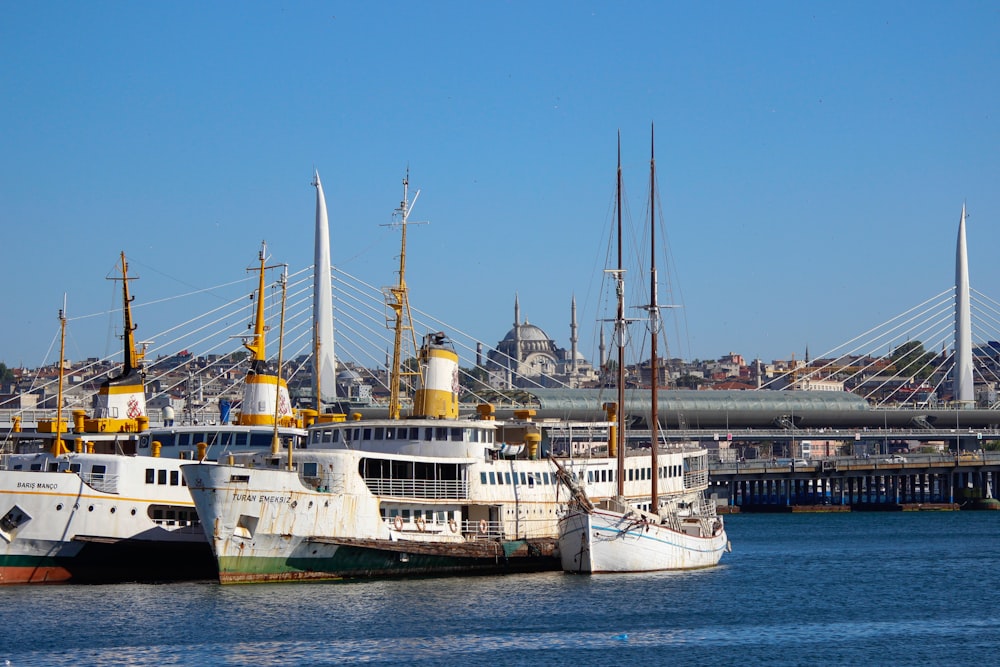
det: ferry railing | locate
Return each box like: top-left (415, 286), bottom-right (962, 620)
top-left (363, 477), bottom-right (468, 499)
top-left (464, 519), bottom-right (504, 540)
top-left (684, 469), bottom-right (708, 489)
top-left (80, 471), bottom-right (119, 494)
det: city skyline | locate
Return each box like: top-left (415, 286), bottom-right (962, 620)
top-left (2, 3), bottom-right (998, 367)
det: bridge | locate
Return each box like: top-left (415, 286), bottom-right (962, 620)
top-left (708, 451), bottom-right (1000, 512)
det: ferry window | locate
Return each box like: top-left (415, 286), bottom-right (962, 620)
top-left (170, 470), bottom-right (179, 486)
top-left (401, 509), bottom-right (410, 520)
top-left (628, 469), bottom-right (633, 481)
top-left (362, 429), bottom-right (372, 441)
top-left (29, 463), bottom-right (41, 471)
top-left (489, 472), bottom-right (496, 485)
top-left (374, 428), bottom-right (384, 439)
top-left (92, 465), bottom-right (107, 480)
top-left (488, 431), bottom-right (494, 443)
top-left (504, 472), bottom-right (512, 485)
top-left (480, 472), bottom-right (487, 484)
top-left (331, 430), bottom-right (340, 443)
top-left (234, 433), bottom-right (247, 447)
top-left (436, 511), bottom-right (446, 523)
top-left (496, 472), bottom-right (503, 485)
top-left (600, 470), bottom-right (606, 483)
top-left (304, 462), bottom-right (319, 477)
top-left (425, 428), bottom-right (434, 440)
top-left (424, 510), bottom-right (433, 520)
top-left (435, 427), bottom-right (447, 440)
top-left (519, 473), bottom-right (527, 485)
top-left (587, 471), bottom-right (593, 483)
top-left (145, 469), bottom-right (155, 484)
top-left (527, 474), bottom-right (535, 487)
top-left (450, 428), bottom-right (462, 441)
top-left (543, 472), bottom-right (550, 485)
top-left (70, 463), bottom-right (81, 473)
top-left (408, 428), bottom-right (419, 440)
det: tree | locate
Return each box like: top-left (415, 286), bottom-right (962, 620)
top-left (459, 366), bottom-right (491, 393)
top-left (890, 341), bottom-right (936, 381)
top-left (0, 362), bottom-right (13, 385)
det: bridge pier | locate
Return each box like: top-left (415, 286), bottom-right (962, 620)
top-left (713, 454), bottom-right (1000, 512)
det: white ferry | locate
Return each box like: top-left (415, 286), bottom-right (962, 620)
top-left (0, 249), bottom-right (305, 584)
top-left (184, 265), bottom-right (713, 581)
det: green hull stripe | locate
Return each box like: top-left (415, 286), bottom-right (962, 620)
top-left (0, 555), bottom-right (60, 569)
top-left (218, 541), bottom-right (557, 580)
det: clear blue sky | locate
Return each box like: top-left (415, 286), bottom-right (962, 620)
top-left (2, 1), bottom-right (998, 369)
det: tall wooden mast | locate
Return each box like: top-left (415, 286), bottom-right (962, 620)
top-left (648, 125), bottom-right (660, 509)
top-left (614, 132), bottom-right (626, 498)
top-left (386, 171), bottom-right (422, 420)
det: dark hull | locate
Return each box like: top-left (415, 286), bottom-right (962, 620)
top-left (65, 536), bottom-right (217, 584)
top-left (217, 537), bottom-right (560, 584)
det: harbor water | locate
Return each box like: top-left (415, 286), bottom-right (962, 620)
top-left (3, 511), bottom-right (999, 666)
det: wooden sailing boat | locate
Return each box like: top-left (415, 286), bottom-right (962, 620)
top-left (556, 129), bottom-right (729, 573)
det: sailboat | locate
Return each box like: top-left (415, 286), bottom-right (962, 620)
top-left (555, 130), bottom-right (729, 573)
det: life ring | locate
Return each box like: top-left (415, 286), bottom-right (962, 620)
top-left (393, 515), bottom-right (403, 531)
top-left (415, 516), bottom-right (426, 532)
top-left (478, 519), bottom-right (488, 534)
top-left (448, 518), bottom-right (458, 533)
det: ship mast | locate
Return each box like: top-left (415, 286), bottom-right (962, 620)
top-left (118, 252), bottom-right (140, 375)
top-left (386, 171), bottom-right (422, 420)
top-left (52, 296), bottom-right (68, 456)
top-left (647, 125), bottom-right (660, 510)
top-left (614, 133), bottom-right (626, 498)
top-left (243, 242), bottom-right (279, 374)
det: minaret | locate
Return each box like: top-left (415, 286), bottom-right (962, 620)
top-left (570, 295), bottom-right (579, 379)
top-left (513, 293), bottom-right (522, 373)
top-left (599, 325), bottom-right (607, 371)
top-left (955, 203), bottom-right (974, 404)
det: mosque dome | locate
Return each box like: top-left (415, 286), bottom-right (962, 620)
top-left (500, 321), bottom-right (551, 343)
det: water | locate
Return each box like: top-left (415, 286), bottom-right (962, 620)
top-left (3, 512), bottom-right (999, 666)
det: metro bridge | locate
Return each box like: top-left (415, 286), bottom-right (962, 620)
top-left (708, 451), bottom-right (1000, 512)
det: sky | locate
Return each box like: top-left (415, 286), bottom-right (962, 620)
top-left (2, 1), bottom-right (999, 371)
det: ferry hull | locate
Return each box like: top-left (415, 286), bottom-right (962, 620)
top-left (0, 459), bottom-right (213, 584)
top-left (558, 508), bottom-right (727, 573)
top-left (215, 537), bottom-right (558, 584)
top-left (67, 536), bottom-right (216, 583)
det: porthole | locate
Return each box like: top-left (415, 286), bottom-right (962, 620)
top-left (110, 507), bottom-right (116, 514)
top-left (291, 500), bottom-right (298, 509)
top-left (131, 509), bottom-right (137, 516)
top-left (308, 501), bottom-right (313, 509)
top-left (88, 505), bottom-right (95, 512)
top-left (56, 504), bottom-right (63, 511)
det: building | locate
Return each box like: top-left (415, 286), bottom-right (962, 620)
top-left (485, 295), bottom-right (599, 389)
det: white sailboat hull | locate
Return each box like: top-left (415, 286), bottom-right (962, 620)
top-left (558, 506), bottom-right (727, 573)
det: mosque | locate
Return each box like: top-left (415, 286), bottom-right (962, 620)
top-left (484, 295), bottom-right (601, 389)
